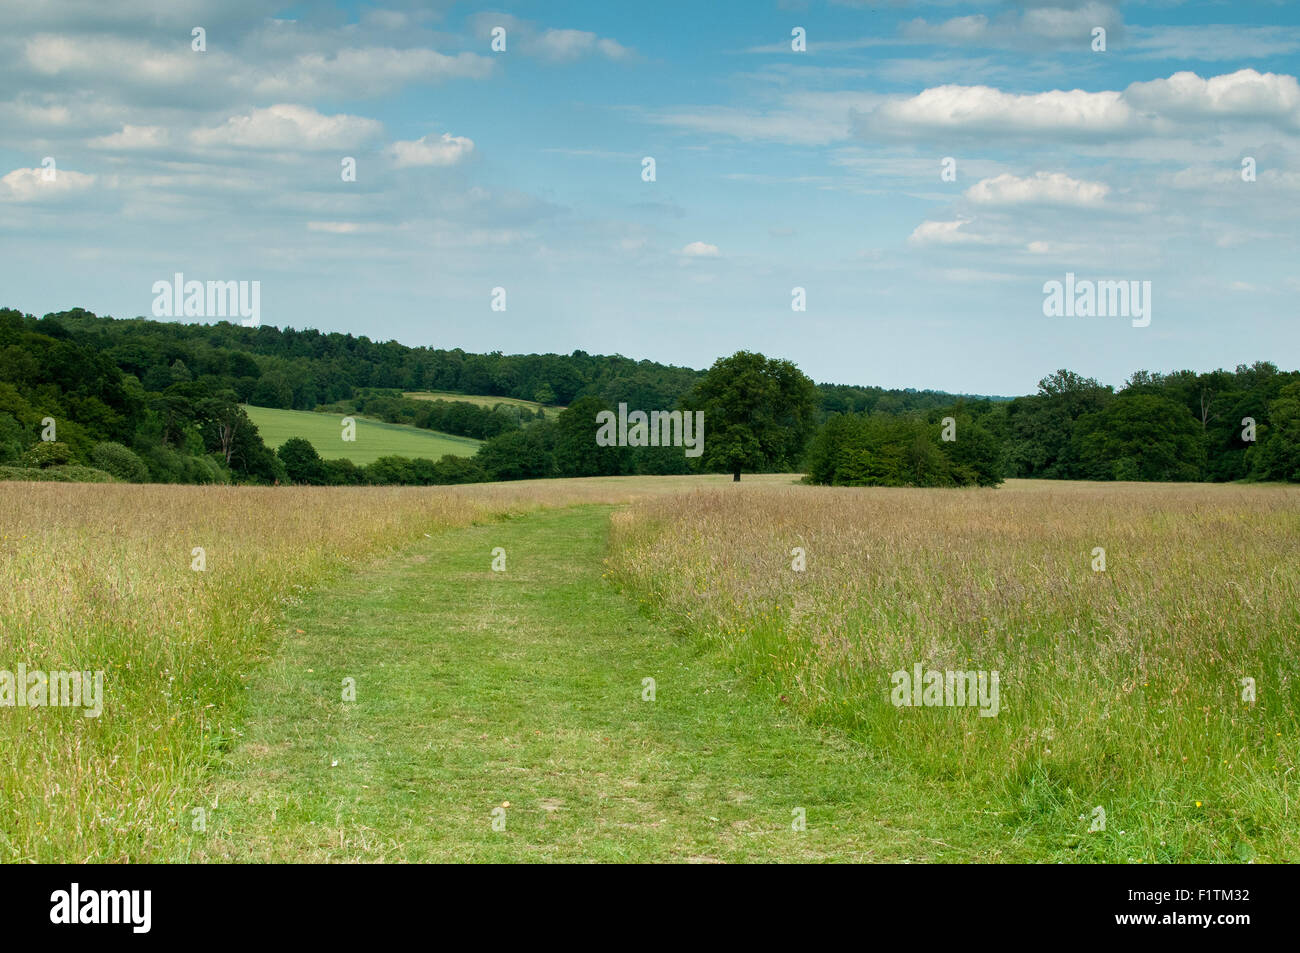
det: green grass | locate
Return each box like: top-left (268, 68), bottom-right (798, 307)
top-left (403, 390), bottom-right (565, 418)
top-left (244, 405), bottom-right (481, 464)
top-left (200, 505), bottom-right (1030, 862)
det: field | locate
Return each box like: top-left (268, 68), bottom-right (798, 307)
top-left (403, 391), bottom-right (565, 418)
top-left (243, 405), bottom-right (481, 463)
top-left (607, 480), bottom-right (1300, 861)
top-left (2, 476), bottom-right (1296, 862)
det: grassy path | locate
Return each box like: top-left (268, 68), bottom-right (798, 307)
top-left (201, 505), bottom-right (1030, 862)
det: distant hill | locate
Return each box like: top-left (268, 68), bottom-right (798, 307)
top-left (35, 308), bottom-right (986, 416)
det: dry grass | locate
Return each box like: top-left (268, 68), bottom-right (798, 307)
top-left (606, 479), bottom-right (1300, 862)
top-left (0, 473), bottom-right (786, 862)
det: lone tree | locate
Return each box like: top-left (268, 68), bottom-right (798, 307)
top-left (684, 350), bottom-right (818, 481)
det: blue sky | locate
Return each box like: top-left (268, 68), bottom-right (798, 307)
top-left (2, 0), bottom-right (1298, 394)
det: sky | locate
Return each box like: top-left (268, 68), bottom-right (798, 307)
top-left (1, 0), bottom-right (1298, 395)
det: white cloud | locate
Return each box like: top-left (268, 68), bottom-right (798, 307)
top-left (907, 219), bottom-right (988, 246)
top-left (596, 37), bottom-right (632, 60)
top-left (966, 171), bottom-right (1110, 207)
top-left (88, 124), bottom-right (169, 150)
top-left (1124, 69), bottom-right (1300, 125)
top-left (853, 70), bottom-right (1300, 144)
top-left (190, 105), bottom-right (383, 151)
top-left (681, 241), bottom-right (720, 257)
top-left (864, 84), bottom-right (1134, 138)
top-left (388, 132), bottom-right (475, 168)
top-left (26, 34), bottom-right (201, 83)
top-left (0, 166), bottom-right (95, 201)
top-left (532, 28), bottom-right (631, 62)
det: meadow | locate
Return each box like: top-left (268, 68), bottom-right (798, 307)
top-left (606, 479), bottom-right (1300, 861)
top-left (1, 475), bottom-right (1295, 862)
top-left (243, 405), bottom-right (481, 463)
top-left (0, 475), bottom-right (771, 862)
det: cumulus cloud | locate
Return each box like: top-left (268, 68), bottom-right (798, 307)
top-left (965, 171), bottom-right (1110, 207)
top-left (862, 85), bottom-right (1133, 138)
top-left (853, 69), bottom-right (1300, 144)
top-left (190, 104), bottom-right (383, 151)
top-left (388, 132), bottom-right (475, 168)
top-left (0, 166), bottom-right (95, 201)
top-left (1124, 69), bottom-right (1300, 125)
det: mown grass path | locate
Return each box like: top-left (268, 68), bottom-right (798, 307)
top-left (202, 505), bottom-right (1030, 862)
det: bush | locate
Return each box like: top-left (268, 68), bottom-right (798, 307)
top-left (0, 464), bottom-right (116, 483)
top-left (21, 440), bottom-right (73, 468)
top-left (91, 441), bottom-right (150, 483)
top-left (323, 457), bottom-right (364, 485)
top-left (432, 454), bottom-right (488, 484)
top-left (365, 455), bottom-right (417, 485)
top-left (141, 445), bottom-right (229, 485)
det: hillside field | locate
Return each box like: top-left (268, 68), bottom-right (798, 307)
top-left (244, 405), bottom-right (481, 464)
top-left (404, 390), bottom-right (565, 418)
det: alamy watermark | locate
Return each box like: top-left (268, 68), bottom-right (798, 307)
top-left (50, 883), bottom-right (150, 933)
top-left (152, 273), bottom-right (260, 327)
top-left (890, 663), bottom-right (1000, 717)
top-left (1, 664), bottom-right (103, 718)
top-left (595, 404), bottom-right (704, 457)
top-left (1042, 273), bottom-right (1150, 328)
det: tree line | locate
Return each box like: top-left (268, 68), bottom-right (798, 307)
top-left (2, 307), bottom-right (1297, 486)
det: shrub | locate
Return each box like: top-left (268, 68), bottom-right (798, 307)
top-left (21, 440), bottom-right (73, 468)
top-left (0, 464), bottom-right (116, 483)
top-left (323, 457), bottom-right (364, 486)
top-left (432, 454), bottom-right (489, 484)
top-left (91, 442), bottom-right (150, 483)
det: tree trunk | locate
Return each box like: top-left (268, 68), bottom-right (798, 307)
top-left (732, 466), bottom-right (740, 482)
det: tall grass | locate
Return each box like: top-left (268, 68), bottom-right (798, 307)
top-left (606, 479), bottom-right (1300, 862)
top-left (0, 474), bottom-right (766, 862)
